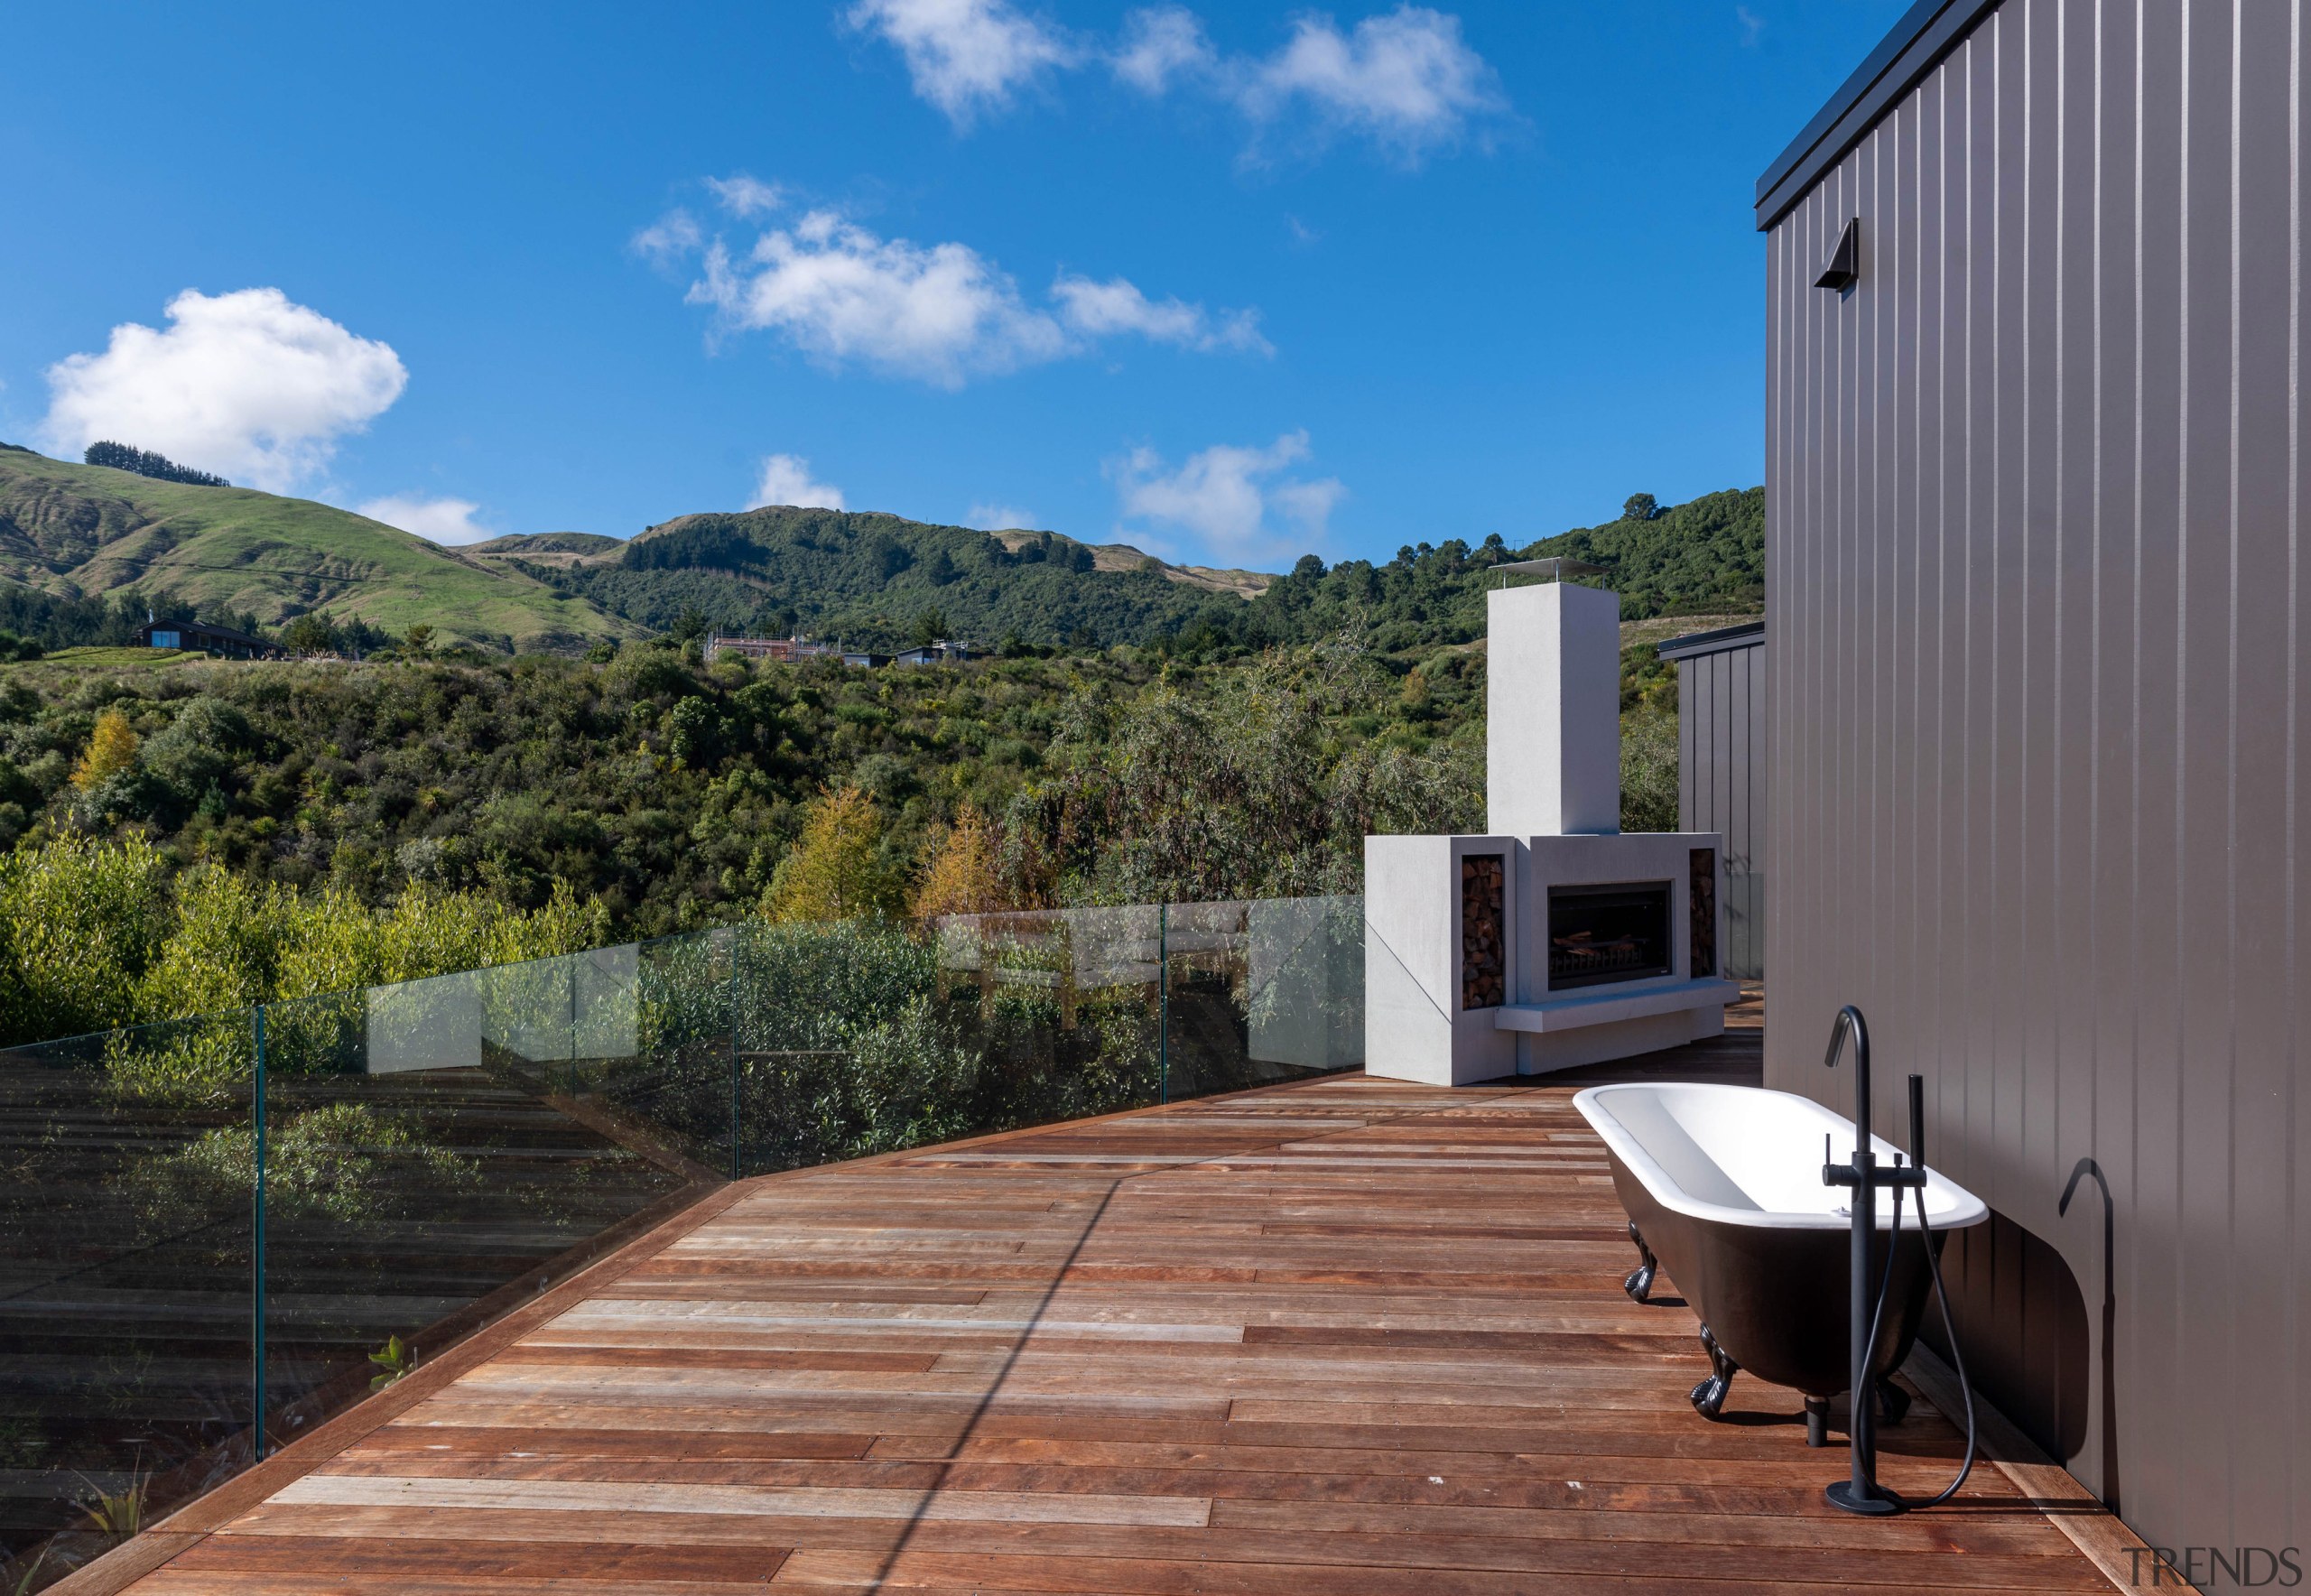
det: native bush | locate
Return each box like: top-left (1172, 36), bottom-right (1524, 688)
top-left (1620, 707), bottom-right (1680, 833)
top-left (0, 834), bottom-right (171, 1043)
top-left (0, 831), bottom-right (613, 1048)
top-left (136, 1102), bottom-right (479, 1225)
top-left (99, 1013), bottom-right (255, 1109)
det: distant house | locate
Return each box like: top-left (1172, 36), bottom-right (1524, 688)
top-left (701, 633), bottom-right (842, 665)
top-left (135, 620), bottom-right (281, 660)
top-left (840, 651), bottom-right (893, 669)
top-left (895, 641), bottom-right (975, 667)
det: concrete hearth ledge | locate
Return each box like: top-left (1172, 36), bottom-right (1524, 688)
top-left (1493, 977), bottom-right (1741, 1034)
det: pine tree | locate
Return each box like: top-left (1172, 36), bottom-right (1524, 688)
top-left (909, 803), bottom-right (1007, 919)
top-left (73, 709), bottom-right (139, 791)
top-left (759, 787), bottom-right (898, 923)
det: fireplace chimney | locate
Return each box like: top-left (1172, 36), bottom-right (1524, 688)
top-left (1487, 580), bottom-right (1621, 837)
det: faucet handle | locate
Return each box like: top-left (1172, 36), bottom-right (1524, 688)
top-left (1821, 1131), bottom-right (1852, 1188)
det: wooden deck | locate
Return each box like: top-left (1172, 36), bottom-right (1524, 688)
top-left (75, 1041), bottom-right (2121, 1594)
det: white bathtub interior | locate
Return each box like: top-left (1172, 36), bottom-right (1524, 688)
top-left (1574, 1082), bottom-right (1989, 1229)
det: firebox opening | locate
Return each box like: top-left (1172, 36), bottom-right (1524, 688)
top-left (1548, 880), bottom-right (1673, 991)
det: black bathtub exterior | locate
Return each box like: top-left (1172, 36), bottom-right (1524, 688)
top-left (1608, 1149), bottom-right (1944, 1405)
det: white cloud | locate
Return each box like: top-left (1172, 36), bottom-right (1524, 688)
top-left (1111, 430), bottom-right (1344, 561)
top-left (841, 2), bottom-right (1507, 160)
top-left (651, 200), bottom-right (1267, 385)
top-left (968, 501), bottom-right (1035, 529)
top-left (749, 453), bottom-right (846, 510)
top-left (38, 288), bottom-right (407, 493)
top-left (1243, 7), bottom-right (1507, 159)
top-left (1051, 274), bottom-right (1269, 355)
top-left (1737, 6), bottom-right (1765, 46)
top-left (705, 173), bottom-right (784, 218)
top-left (358, 494), bottom-right (493, 544)
top-left (689, 209), bottom-right (1066, 385)
top-left (1112, 5), bottom-right (1215, 93)
top-left (632, 209), bottom-right (704, 270)
top-left (847, 0), bottom-right (1073, 125)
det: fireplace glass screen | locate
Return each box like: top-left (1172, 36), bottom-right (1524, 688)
top-left (1548, 880), bottom-right (1673, 990)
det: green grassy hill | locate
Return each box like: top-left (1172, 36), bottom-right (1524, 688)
top-left (465, 532), bottom-right (623, 566)
top-left (0, 444), bottom-right (640, 654)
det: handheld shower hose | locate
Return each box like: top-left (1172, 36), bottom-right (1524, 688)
top-left (1824, 1007), bottom-right (1979, 1513)
top-left (1858, 1150), bottom-right (1978, 1508)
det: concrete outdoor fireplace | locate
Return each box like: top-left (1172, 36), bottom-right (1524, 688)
top-left (1365, 580), bottom-right (1737, 1084)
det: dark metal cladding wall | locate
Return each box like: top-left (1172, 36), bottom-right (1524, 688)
top-left (1764, 0), bottom-right (2308, 1558)
top-left (1676, 639), bottom-right (1767, 979)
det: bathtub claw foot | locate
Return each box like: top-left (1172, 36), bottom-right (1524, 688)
top-left (1689, 1324), bottom-right (1740, 1419)
top-left (1622, 1221), bottom-right (1658, 1304)
top-left (1805, 1395), bottom-right (1831, 1447)
top-left (1876, 1377), bottom-right (1910, 1425)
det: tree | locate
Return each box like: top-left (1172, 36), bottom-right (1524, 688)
top-left (1620, 707), bottom-right (1679, 832)
top-left (1621, 493), bottom-right (1660, 522)
top-left (83, 441), bottom-right (230, 487)
top-left (279, 613), bottom-right (339, 654)
top-left (404, 623), bottom-right (435, 655)
top-left (760, 787), bottom-right (899, 923)
top-left (910, 803), bottom-right (1008, 919)
top-left (74, 709), bottom-right (139, 792)
top-left (667, 695), bottom-right (724, 768)
top-left (912, 609), bottom-right (949, 649)
top-left (0, 833), bottom-right (172, 1043)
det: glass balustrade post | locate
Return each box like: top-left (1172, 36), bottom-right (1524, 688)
top-left (567, 960), bottom-right (580, 1099)
top-left (251, 1003), bottom-right (267, 1461)
top-left (728, 940), bottom-right (742, 1182)
top-left (1158, 904), bottom-right (1170, 1106)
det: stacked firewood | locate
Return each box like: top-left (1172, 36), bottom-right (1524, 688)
top-left (1461, 853), bottom-right (1506, 1009)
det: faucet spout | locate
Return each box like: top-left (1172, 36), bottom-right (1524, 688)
top-left (1823, 1003), bottom-right (1871, 1156)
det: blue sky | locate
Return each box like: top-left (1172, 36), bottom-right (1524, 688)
top-left (0, 2), bottom-right (1906, 570)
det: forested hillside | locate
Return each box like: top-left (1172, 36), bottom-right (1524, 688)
top-left (511, 506), bottom-right (1267, 650)
top-left (1175, 487), bottom-right (1764, 657)
top-left (0, 500), bottom-right (1749, 1043)
top-left (0, 441), bottom-right (1762, 660)
top-left (525, 489), bottom-right (1764, 654)
top-left (0, 633), bottom-right (1491, 946)
top-left (0, 472), bottom-right (1756, 1052)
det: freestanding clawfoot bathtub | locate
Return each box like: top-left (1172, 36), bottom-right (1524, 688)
top-left (1573, 1082), bottom-right (1989, 1442)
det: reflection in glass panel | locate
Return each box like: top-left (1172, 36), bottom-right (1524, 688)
top-left (731, 913), bottom-right (1162, 1174)
top-left (0, 895), bottom-right (1368, 1585)
top-left (1247, 894), bottom-right (1365, 1072)
top-left (0, 1014), bottom-right (255, 1586)
top-left (258, 958), bottom-right (694, 1461)
top-left (1159, 895), bottom-right (1364, 1099)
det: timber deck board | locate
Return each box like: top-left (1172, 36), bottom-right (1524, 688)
top-left (97, 1042), bottom-right (2118, 1593)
